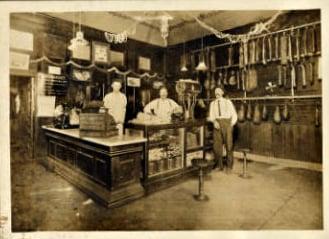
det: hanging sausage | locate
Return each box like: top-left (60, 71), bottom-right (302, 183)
top-left (282, 104), bottom-right (289, 121)
top-left (253, 103), bottom-right (261, 125)
top-left (291, 64), bottom-right (296, 88)
top-left (300, 63), bottom-right (307, 87)
top-left (282, 66), bottom-right (287, 87)
top-left (237, 70), bottom-right (240, 90)
top-left (262, 36), bottom-right (267, 65)
top-left (301, 28), bottom-right (307, 58)
top-left (210, 50), bottom-right (216, 72)
top-left (295, 29), bottom-right (300, 62)
top-left (241, 69), bottom-right (246, 91)
top-left (307, 26), bottom-right (315, 56)
top-left (280, 33), bottom-right (288, 65)
top-left (308, 61), bottom-right (314, 85)
top-left (277, 65), bottom-right (283, 87)
top-left (274, 34), bottom-right (279, 61)
top-left (228, 46), bottom-right (233, 66)
top-left (315, 103), bottom-right (320, 127)
top-left (267, 35), bottom-right (273, 62)
top-left (273, 105), bottom-right (281, 124)
top-left (246, 68), bottom-right (257, 92)
top-left (246, 102), bottom-right (252, 121)
top-left (243, 40), bottom-right (249, 66)
top-left (255, 38), bottom-right (260, 63)
top-left (238, 102), bottom-right (246, 122)
top-left (315, 25), bottom-right (321, 54)
top-left (262, 103), bottom-right (268, 121)
top-left (239, 43), bottom-right (244, 68)
top-left (288, 32), bottom-right (293, 63)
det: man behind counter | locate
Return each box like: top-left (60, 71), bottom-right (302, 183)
top-left (208, 86), bottom-right (237, 173)
top-left (103, 79), bottom-right (127, 134)
top-left (144, 87), bottom-right (181, 122)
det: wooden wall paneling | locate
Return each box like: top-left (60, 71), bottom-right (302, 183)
top-left (271, 123), bottom-right (285, 159)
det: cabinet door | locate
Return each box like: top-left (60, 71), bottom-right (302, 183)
top-left (94, 156), bottom-right (109, 187)
top-left (111, 152), bottom-right (142, 189)
top-left (76, 150), bottom-right (94, 177)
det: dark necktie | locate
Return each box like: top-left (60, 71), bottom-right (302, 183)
top-left (217, 99), bottom-right (222, 117)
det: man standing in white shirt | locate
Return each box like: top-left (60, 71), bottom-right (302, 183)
top-left (144, 87), bottom-right (181, 122)
top-left (103, 80), bottom-right (127, 133)
top-left (208, 87), bottom-right (237, 173)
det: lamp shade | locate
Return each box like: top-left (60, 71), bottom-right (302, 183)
top-left (196, 61), bottom-right (208, 71)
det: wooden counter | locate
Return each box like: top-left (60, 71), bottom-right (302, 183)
top-left (42, 126), bottom-right (146, 208)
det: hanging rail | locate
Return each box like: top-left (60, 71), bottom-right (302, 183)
top-left (200, 94), bottom-right (321, 101)
top-left (191, 21), bottom-right (321, 54)
top-left (230, 94), bottom-right (322, 101)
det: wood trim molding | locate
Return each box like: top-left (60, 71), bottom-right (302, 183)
top-left (233, 151), bottom-right (322, 172)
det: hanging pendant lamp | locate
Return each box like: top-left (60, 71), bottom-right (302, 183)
top-left (180, 42), bottom-right (188, 72)
top-left (196, 36), bottom-right (208, 71)
top-left (68, 12), bottom-right (89, 51)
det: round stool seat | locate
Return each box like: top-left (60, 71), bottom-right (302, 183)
top-left (192, 158), bottom-right (209, 168)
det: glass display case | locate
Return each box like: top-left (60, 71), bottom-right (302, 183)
top-left (126, 120), bottom-right (207, 190)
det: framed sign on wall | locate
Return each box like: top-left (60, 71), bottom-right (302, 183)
top-left (110, 50), bottom-right (125, 66)
top-left (92, 41), bottom-right (110, 65)
top-left (138, 56), bottom-right (151, 71)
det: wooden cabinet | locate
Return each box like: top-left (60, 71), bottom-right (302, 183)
top-left (43, 127), bottom-right (145, 207)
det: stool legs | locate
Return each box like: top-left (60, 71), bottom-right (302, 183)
top-left (239, 151), bottom-right (252, 179)
top-left (194, 167), bottom-right (209, 201)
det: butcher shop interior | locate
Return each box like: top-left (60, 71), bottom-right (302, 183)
top-left (8, 9), bottom-right (323, 231)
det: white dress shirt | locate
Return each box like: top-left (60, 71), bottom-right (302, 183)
top-left (144, 98), bottom-right (180, 122)
top-left (208, 97), bottom-right (238, 126)
top-left (103, 92), bottom-right (127, 123)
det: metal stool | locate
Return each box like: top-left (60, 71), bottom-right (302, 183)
top-left (191, 158), bottom-right (211, 201)
top-left (238, 148), bottom-right (252, 179)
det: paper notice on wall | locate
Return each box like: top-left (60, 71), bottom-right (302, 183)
top-left (10, 29), bottom-right (34, 51)
top-left (37, 95), bottom-right (56, 117)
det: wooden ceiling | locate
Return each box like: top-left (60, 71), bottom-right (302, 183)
top-left (46, 10), bottom-right (279, 47)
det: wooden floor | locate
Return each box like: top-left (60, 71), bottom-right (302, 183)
top-left (11, 157), bottom-right (322, 231)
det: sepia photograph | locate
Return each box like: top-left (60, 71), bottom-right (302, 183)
top-left (1, 1), bottom-right (328, 239)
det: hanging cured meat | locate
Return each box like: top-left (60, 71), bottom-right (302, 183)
top-left (246, 102), bottom-right (252, 121)
top-left (253, 103), bottom-right (261, 124)
top-left (282, 104), bottom-right (289, 121)
top-left (273, 105), bottom-right (281, 124)
top-left (288, 33), bottom-right (293, 63)
top-left (249, 40), bottom-right (256, 64)
top-left (282, 66), bottom-right (287, 87)
top-left (308, 61), bottom-right (314, 85)
top-left (241, 69), bottom-right (246, 91)
top-left (255, 38), bottom-right (260, 63)
top-left (295, 29), bottom-right (300, 62)
top-left (246, 68), bottom-right (257, 92)
top-left (262, 104), bottom-right (268, 121)
top-left (238, 103), bottom-right (245, 122)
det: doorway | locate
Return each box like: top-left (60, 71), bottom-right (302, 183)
top-left (10, 75), bottom-right (34, 163)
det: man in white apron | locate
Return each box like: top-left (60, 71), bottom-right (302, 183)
top-left (208, 87), bottom-right (237, 173)
top-left (144, 87), bottom-right (180, 122)
top-left (103, 80), bottom-right (127, 133)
